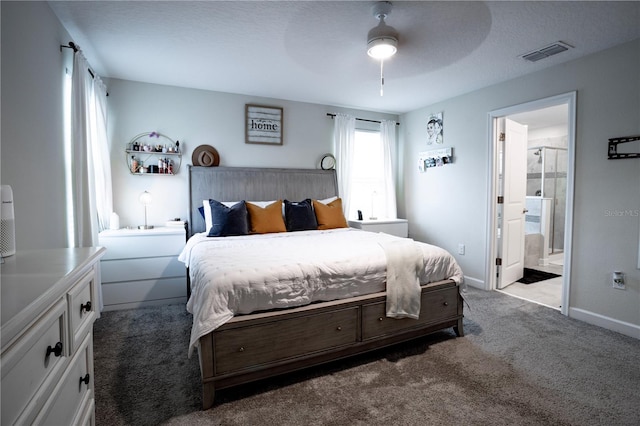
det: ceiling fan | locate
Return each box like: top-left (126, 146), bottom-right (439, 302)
top-left (366, 1), bottom-right (399, 96)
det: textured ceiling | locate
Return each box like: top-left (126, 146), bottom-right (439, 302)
top-left (49, 1), bottom-right (640, 114)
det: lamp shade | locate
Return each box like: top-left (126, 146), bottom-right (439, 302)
top-left (139, 190), bottom-right (152, 205)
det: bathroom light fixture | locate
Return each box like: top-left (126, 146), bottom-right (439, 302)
top-left (367, 1), bottom-right (398, 96)
top-left (138, 190), bottom-right (154, 229)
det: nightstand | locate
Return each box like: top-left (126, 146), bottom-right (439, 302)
top-left (98, 226), bottom-right (186, 311)
top-left (348, 219), bottom-right (409, 238)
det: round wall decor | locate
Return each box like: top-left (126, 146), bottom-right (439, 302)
top-left (320, 154), bottom-right (336, 170)
top-left (192, 145), bottom-right (220, 167)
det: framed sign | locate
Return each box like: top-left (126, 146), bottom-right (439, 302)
top-left (245, 104), bottom-right (283, 145)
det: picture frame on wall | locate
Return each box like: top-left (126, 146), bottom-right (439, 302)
top-left (245, 104), bottom-right (283, 145)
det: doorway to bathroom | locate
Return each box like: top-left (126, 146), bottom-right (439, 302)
top-left (487, 93), bottom-right (576, 315)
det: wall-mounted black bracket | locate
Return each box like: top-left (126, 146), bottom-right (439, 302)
top-left (608, 136), bottom-right (640, 159)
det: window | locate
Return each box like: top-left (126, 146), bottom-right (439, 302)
top-left (349, 130), bottom-right (386, 220)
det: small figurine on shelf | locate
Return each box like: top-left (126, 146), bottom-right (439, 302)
top-left (133, 141), bottom-right (139, 151)
top-left (175, 141), bottom-right (180, 153)
top-left (131, 156), bottom-right (138, 173)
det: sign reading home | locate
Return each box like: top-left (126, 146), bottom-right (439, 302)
top-left (245, 104), bottom-right (283, 145)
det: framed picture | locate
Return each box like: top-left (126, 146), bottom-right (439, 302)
top-left (427, 112), bottom-right (443, 145)
top-left (245, 104), bottom-right (283, 145)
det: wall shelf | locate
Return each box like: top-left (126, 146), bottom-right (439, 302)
top-left (126, 132), bottom-right (182, 175)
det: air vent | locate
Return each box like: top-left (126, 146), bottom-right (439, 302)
top-left (521, 41), bottom-right (573, 62)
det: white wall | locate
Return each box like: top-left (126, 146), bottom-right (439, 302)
top-left (401, 39), bottom-right (640, 336)
top-left (1, 1), bottom-right (73, 249)
top-left (105, 79), bottom-right (399, 229)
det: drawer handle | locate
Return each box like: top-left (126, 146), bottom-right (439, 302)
top-left (443, 301), bottom-right (449, 307)
top-left (80, 301), bottom-right (92, 313)
top-left (238, 347), bottom-right (245, 352)
top-left (79, 373), bottom-right (90, 386)
top-left (336, 326), bottom-right (342, 331)
top-left (378, 317), bottom-right (384, 322)
top-left (46, 342), bottom-right (63, 358)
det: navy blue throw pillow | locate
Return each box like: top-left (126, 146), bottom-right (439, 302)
top-left (284, 199), bottom-right (318, 232)
top-left (207, 200), bottom-right (249, 237)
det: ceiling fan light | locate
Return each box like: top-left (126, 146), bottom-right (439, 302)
top-left (367, 37), bottom-right (398, 59)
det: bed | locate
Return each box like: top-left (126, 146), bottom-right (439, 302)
top-left (183, 166), bottom-right (465, 409)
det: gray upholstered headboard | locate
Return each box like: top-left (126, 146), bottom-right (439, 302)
top-left (188, 166), bottom-right (338, 236)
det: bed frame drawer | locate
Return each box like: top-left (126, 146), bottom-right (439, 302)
top-left (362, 286), bottom-right (458, 340)
top-left (214, 307), bottom-right (359, 374)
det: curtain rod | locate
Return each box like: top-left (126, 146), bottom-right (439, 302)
top-left (60, 42), bottom-right (108, 95)
top-left (326, 113), bottom-right (400, 126)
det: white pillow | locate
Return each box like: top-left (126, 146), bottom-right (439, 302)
top-left (202, 200), bottom-right (276, 232)
top-left (317, 196), bottom-right (338, 205)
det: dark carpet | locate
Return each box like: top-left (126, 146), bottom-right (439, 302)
top-left (517, 268), bottom-right (561, 284)
top-left (93, 288), bottom-right (640, 426)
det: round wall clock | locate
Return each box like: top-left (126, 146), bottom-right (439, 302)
top-left (320, 154), bottom-right (336, 170)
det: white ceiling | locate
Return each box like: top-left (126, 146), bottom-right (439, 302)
top-left (49, 1), bottom-right (639, 115)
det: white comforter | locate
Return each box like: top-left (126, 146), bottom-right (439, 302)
top-left (179, 228), bottom-right (463, 355)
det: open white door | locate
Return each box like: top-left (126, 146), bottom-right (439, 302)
top-left (498, 118), bottom-right (528, 289)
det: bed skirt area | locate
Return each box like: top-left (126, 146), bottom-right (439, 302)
top-left (197, 279), bottom-right (464, 409)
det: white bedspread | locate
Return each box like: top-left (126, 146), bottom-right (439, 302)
top-left (179, 228), bottom-right (463, 355)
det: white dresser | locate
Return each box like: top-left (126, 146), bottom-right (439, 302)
top-left (348, 219), bottom-right (409, 238)
top-left (98, 226), bottom-right (187, 311)
top-left (1, 247), bottom-right (105, 426)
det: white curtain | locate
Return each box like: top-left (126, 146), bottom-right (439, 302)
top-left (333, 114), bottom-right (356, 216)
top-left (380, 119), bottom-right (398, 219)
top-left (71, 52), bottom-right (112, 315)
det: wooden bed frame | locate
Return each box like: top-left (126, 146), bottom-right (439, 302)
top-left (187, 166), bottom-right (464, 409)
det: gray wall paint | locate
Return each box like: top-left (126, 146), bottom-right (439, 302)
top-left (1, 2), bottom-right (72, 249)
top-left (401, 39), bottom-right (639, 331)
top-left (105, 78), bottom-right (398, 228)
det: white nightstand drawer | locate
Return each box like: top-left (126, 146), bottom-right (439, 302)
top-left (1, 298), bottom-right (67, 426)
top-left (102, 277), bottom-right (186, 307)
top-left (101, 256), bottom-right (184, 283)
top-left (99, 228), bottom-right (185, 260)
top-left (348, 219), bottom-right (408, 238)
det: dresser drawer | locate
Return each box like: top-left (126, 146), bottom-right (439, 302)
top-left (101, 256), bottom-right (184, 283)
top-left (34, 332), bottom-right (94, 426)
top-left (362, 286), bottom-right (458, 340)
top-left (68, 269), bottom-right (96, 354)
top-left (1, 298), bottom-right (67, 426)
top-left (215, 307), bottom-right (359, 374)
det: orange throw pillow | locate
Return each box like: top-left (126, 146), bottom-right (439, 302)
top-left (246, 201), bottom-right (287, 234)
top-left (313, 198), bottom-right (348, 230)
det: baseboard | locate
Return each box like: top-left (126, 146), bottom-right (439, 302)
top-left (462, 276), bottom-right (485, 290)
top-left (569, 307), bottom-right (640, 339)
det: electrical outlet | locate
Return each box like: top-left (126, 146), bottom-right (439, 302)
top-left (612, 271), bottom-right (625, 290)
top-left (458, 244), bottom-right (465, 255)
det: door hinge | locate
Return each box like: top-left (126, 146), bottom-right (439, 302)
top-left (496, 258), bottom-right (502, 266)
top-left (499, 132), bottom-right (505, 142)
top-left (497, 196), bottom-right (504, 204)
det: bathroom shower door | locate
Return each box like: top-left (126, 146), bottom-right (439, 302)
top-left (498, 119), bottom-right (528, 289)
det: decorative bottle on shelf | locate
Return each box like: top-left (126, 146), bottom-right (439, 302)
top-left (175, 141), bottom-right (180, 153)
top-left (131, 156), bottom-right (138, 173)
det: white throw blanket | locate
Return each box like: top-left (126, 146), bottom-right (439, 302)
top-left (379, 238), bottom-right (424, 319)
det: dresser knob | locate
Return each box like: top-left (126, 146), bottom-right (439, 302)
top-left (79, 373), bottom-right (90, 386)
top-left (81, 301), bottom-right (92, 313)
top-left (238, 347), bottom-right (245, 352)
top-left (443, 302), bottom-right (449, 307)
top-left (46, 341), bottom-right (63, 358)
top-left (336, 326), bottom-right (342, 331)
top-left (378, 317), bottom-right (384, 322)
